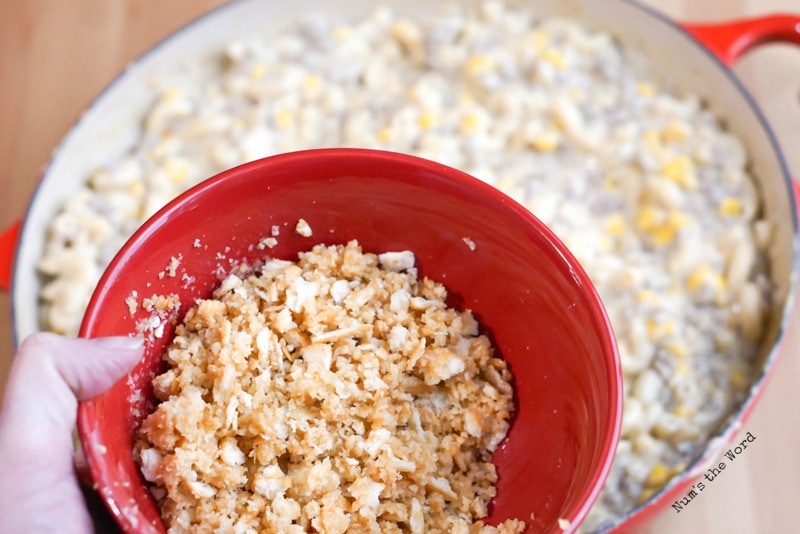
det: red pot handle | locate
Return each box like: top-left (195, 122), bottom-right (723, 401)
top-left (685, 14), bottom-right (800, 225)
top-left (0, 220), bottom-right (20, 292)
top-left (794, 182), bottom-right (800, 222)
top-left (683, 14), bottom-right (800, 67)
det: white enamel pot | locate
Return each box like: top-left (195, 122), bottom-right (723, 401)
top-left (1, 1), bottom-right (798, 532)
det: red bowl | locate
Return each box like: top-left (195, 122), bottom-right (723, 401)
top-left (76, 148), bottom-right (622, 533)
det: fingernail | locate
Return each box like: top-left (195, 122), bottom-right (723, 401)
top-left (90, 336), bottom-right (145, 351)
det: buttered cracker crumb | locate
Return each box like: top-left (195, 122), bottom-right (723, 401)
top-left (258, 236), bottom-right (278, 249)
top-left (295, 218), bottom-right (313, 237)
top-left (134, 293), bottom-right (182, 341)
top-left (135, 240), bottom-right (521, 533)
top-left (159, 255), bottom-right (183, 279)
top-left (126, 291), bottom-right (140, 315)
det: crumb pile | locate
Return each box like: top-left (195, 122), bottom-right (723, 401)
top-left (135, 240), bottom-right (522, 533)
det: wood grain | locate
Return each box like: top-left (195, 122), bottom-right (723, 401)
top-left (1, 1), bottom-right (798, 531)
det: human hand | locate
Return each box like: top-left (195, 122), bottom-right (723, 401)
top-left (0, 333), bottom-right (143, 534)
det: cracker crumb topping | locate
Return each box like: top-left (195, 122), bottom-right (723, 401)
top-left (295, 218), bottom-right (313, 237)
top-left (135, 240), bottom-right (521, 533)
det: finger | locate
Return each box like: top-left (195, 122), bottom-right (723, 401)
top-left (0, 333), bottom-right (144, 533)
top-left (44, 333), bottom-right (144, 400)
top-left (1, 333), bottom-right (143, 434)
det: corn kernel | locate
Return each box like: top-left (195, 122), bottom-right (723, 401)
top-left (459, 92), bottom-right (476, 105)
top-left (302, 74), bottom-right (323, 94)
top-left (637, 488), bottom-right (655, 505)
top-left (275, 108), bottom-right (293, 130)
top-left (418, 111), bottom-right (436, 130)
top-left (661, 155), bottom-right (698, 189)
top-left (650, 225), bottom-right (677, 246)
top-left (667, 210), bottom-right (691, 229)
top-left (647, 317), bottom-right (675, 341)
top-left (639, 209), bottom-right (690, 246)
top-left (249, 63), bottom-right (266, 81)
top-left (527, 29), bottom-right (550, 51)
top-left (686, 265), bottom-right (708, 291)
top-left (686, 265), bottom-right (710, 292)
top-left (643, 130), bottom-right (661, 147)
top-left (541, 48), bottom-right (568, 70)
top-left (635, 205), bottom-right (662, 232)
top-left (161, 87), bottom-right (184, 102)
top-left (531, 130), bottom-right (560, 152)
top-left (332, 25), bottom-right (352, 41)
top-left (713, 277), bottom-right (729, 307)
top-left (465, 54), bottom-right (494, 75)
top-left (671, 463), bottom-right (687, 476)
top-left (666, 341), bottom-right (690, 359)
top-left (605, 214), bottom-right (626, 236)
top-left (636, 82), bottom-right (655, 97)
top-left (636, 289), bottom-right (657, 303)
top-left (377, 127), bottom-right (393, 143)
top-left (460, 112), bottom-right (480, 134)
top-left (689, 268), bottom-right (727, 300)
top-left (715, 273), bottom-right (727, 291)
top-left (568, 88), bottom-right (584, 101)
top-left (603, 173), bottom-right (620, 191)
top-left (672, 405), bottom-right (694, 418)
top-left (661, 121), bottom-right (689, 143)
top-left (719, 197), bottom-right (743, 217)
top-left (390, 20), bottom-right (422, 50)
top-left (128, 180), bottom-right (144, 197)
top-left (645, 464), bottom-right (670, 488)
top-left (164, 158), bottom-right (188, 184)
top-left (674, 362), bottom-right (691, 376)
top-left (497, 176), bottom-right (516, 193)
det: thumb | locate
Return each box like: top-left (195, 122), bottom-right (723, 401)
top-left (0, 333), bottom-right (143, 534)
top-left (44, 333), bottom-right (145, 401)
top-left (1, 333), bottom-right (144, 429)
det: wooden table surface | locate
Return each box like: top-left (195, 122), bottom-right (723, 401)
top-left (1, 1), bottom-right (798, 532)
